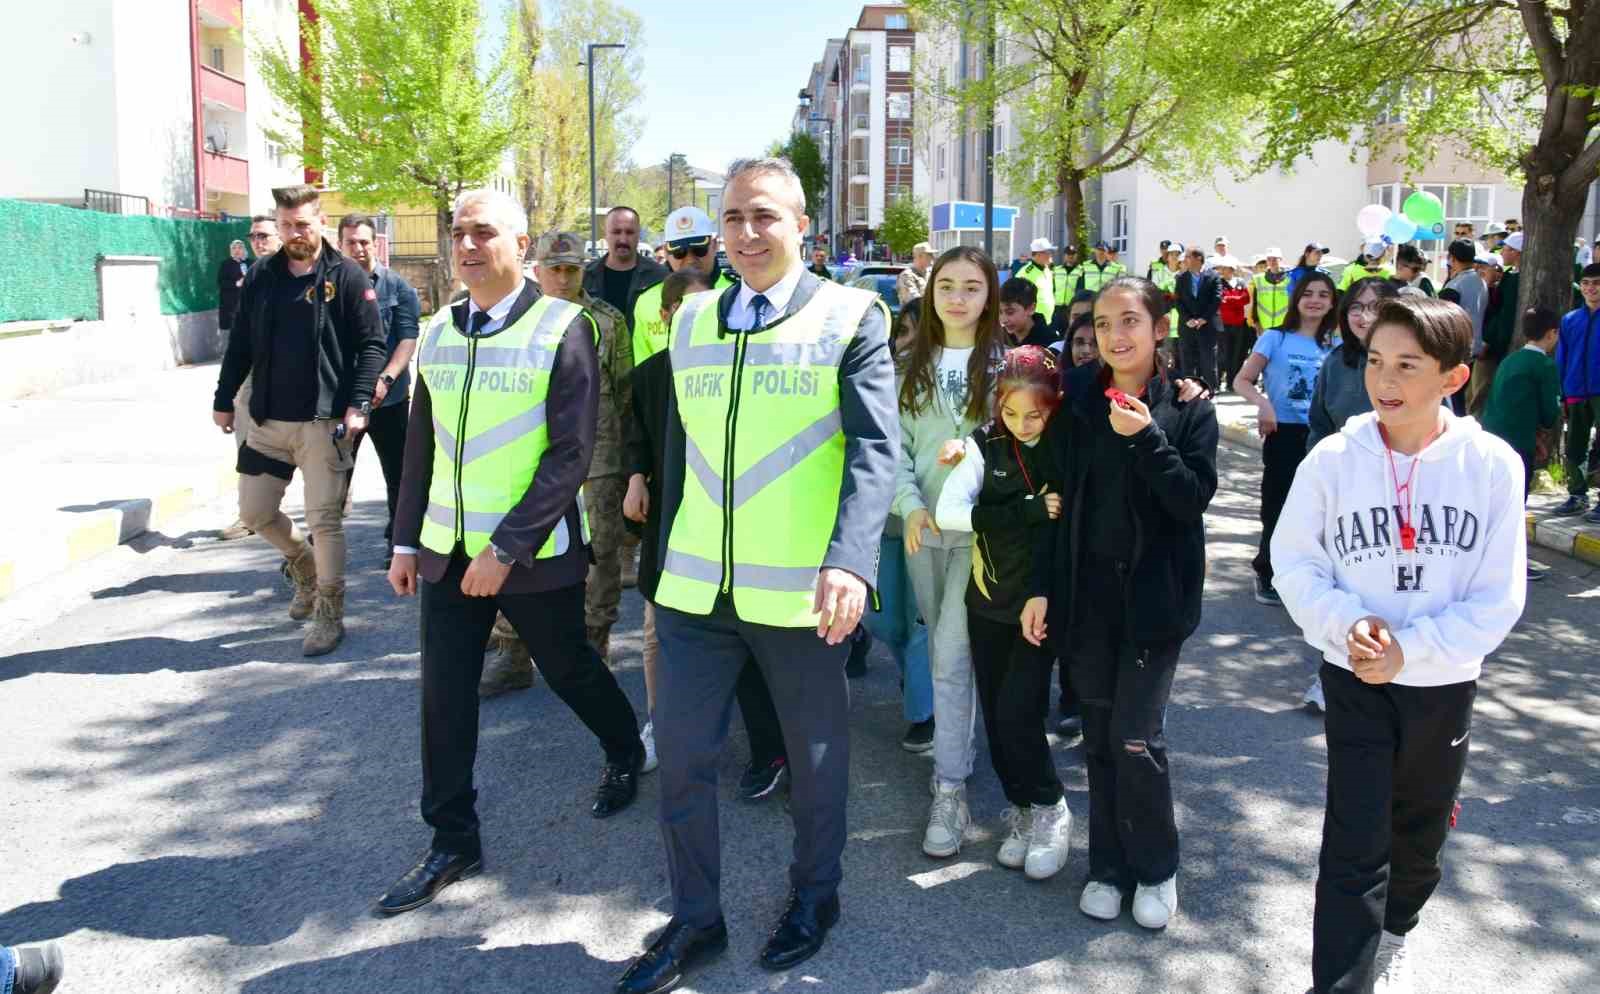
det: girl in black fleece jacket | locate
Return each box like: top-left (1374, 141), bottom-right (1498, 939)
top-left (1022, 276), bottom-right (1219, 931)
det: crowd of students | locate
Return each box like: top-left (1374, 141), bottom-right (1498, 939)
top-left (818, 234), bottom-right (1573, 993)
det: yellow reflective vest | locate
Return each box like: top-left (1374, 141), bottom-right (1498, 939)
top-left (632, 271), bottom-right (737, 367)
top-left (1016, 262), bottom-right (1056, 318)
top-left (655, 280), bottom-right (882, 626)
top-left (1251, 271), bottom-right (1292, 330)
top-left (416, 295), bottom-right (593, 559)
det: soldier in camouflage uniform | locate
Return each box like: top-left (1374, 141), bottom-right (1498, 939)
top-left (479, 230), bottom-right (634, 697)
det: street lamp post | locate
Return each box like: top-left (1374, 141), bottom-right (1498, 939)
top-left (585, 42), bottom-right (625, 257)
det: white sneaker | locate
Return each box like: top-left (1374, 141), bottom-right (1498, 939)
top-left (1372, 930), bottom-right (1413, 994)
top-left (1132, 875), bottom-right (1178, 929)
top-left (922, 781), bottom-right (971, 858)
top-left (1024, 797), bottom-right (1072, 880)
top-left (997, 805), bottom-right (1030, 869)
top-left (1303, 675), bottom-right (1326, 713)
top-left (1079, 880), bottom-right (1125, 921)
top-left (639, 721), bottom-right (658, 774)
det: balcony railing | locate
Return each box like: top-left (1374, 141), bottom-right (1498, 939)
top-left (200, 64), bottom-right (246, 112)
top-left (203, 151), bottom-right (249, 195)
top-left (198, 0), bottom-right (242, 27)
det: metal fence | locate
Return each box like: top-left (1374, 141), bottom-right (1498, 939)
top-left (84, 188), bottom-right (150, 216)
top-left (383, 214), bottom-right (440, 258)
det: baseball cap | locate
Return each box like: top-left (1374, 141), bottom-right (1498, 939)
top-left (1166, 242), bottom-right (1185, 255)
top-left (1503, 232), bottom-right (1524, 251)
top-left (1213, 234), bottom-right (1230, 244)
top-left (1029, 237), bottom-right (1056, 253)
top-left (664, 206), bottom-right (716, 244)
top-left (1092, 240), bottom-right (1111, 251)
top-left (1363, 239), bottom-right (1387, 258)
top-left (1475, 252), bottom-right (1502, 268)
top-left (535, 230), bottom-right (585, 266)
top-left (1263, 246), bottom-right (1284, 259)
top-left (1305, 241), bottom-right (1330, 253)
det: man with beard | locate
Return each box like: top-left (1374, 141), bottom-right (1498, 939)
top-left (585, 205), bottom-right (668, 325)
top-left (212, 185), bottom-right (386, 655)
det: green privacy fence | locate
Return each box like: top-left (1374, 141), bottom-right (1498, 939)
top-left (0, 199), bottom-right (251, 322)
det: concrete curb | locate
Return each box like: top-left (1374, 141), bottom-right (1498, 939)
top-left (0, 459), bottom-right (238, 599)
top-left (1215, 411), bottom-right (1600, 568)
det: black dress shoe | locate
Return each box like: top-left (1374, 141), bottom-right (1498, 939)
top-left (759, 890), bottom-right (839, 971)
top-left (614, 917), bottom-right (728, 994)
top-left (844, 626), bottom-right (873, 678)
top-left (593, 746), bottom-right (643, 819)
top-left (375, 849), bottom-right (482, 915)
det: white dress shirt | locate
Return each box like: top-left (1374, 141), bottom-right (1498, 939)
top-left (726, 263), bottom-right (806, 331)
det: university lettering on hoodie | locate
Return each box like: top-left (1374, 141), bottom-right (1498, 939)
top-left (1331, 499), bottom-right (1480, 592)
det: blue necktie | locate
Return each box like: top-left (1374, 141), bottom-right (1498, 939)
top-left (469, 309), bottom-right (490, 336)
top-left (750, 293), bottom-right (770, 330)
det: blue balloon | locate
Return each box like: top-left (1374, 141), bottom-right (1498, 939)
top-left (1384, 215), bottom-right (1418, 243)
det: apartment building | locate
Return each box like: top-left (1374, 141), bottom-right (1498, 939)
top-left (1, 0), bottom-right (303, 218)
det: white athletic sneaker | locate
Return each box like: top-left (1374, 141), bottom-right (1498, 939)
top-left (1132, 875), bottom-right (1178, 929)
top-left (997, 805), bottom-right (1030, 869)
top-left (922, 781), bottom-right (971, 858)
top-left (639, 721), bottom-right (658, 774)
top-left (1024, 797), bottom-right (1072, 880)
top-left (1372, 930), bottom-right (1413, 994)
top-left (1079, 881), bottom-right (1125, 921)
top-left (1303, 675), bottom-right (1326, 713)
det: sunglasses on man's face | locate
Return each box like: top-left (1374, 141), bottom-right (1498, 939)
top-left (669, 241), bottom-right (711, 260)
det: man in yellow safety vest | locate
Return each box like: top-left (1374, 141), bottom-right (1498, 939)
top-left (615, 157), bottom-right (898, 993)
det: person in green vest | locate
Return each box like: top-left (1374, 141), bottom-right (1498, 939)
top-left (1073, 240), bottom-right (1121, 296)
top-left (630, 205), bottom-right (738, 367)
top-left (1149, 242), bottom-right (1182, 372)
top-left (1336, 238), bottom-right (1395, 291)
top-left (1248, 246), bottom-right (1292, 335)
top-left (615, 157), bottom-right (899, 993)
top-left (1016, 237), bottom-right (1057, 319)
top-left (377, 188), bottom-right (649, 917)
top-left (1104, 242), bottom-right (1129, 280)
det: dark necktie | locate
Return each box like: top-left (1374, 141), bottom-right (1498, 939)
top-left (750, 293), bottom-right (771, 330)
top-left (469, 309), bottom-right (490, 336)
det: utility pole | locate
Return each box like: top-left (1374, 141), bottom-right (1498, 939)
top-left (982, 7), bottom-right (996, 260)
top-left (585, 41), bottom-right (625, 256)
top-left (666, 154), bottom-right (675, 214)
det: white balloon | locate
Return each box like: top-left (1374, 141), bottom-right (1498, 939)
top-left (1357, 203), bottom-right (1392, 239)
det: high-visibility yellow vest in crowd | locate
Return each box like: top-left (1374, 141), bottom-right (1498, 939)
top-left (655, 280), bottom-right (882, 627)
top-left (1337, 261), bottom-right (1394, 291)
top-left (632, 271), bottom-right (737, 367)
top-left (1252, 271), bottom-right (1292, 329)
top-left (1150, 265), bottom-right (1180, 339)
top-left (416, 295), bottom-right (593, 559)
top-left (1016, 262), bottom-right (1056, 318)
top-left (1052, 266), bottom-right (1072, 307)
top-left (1078, 260), bottom-right (1125, 295)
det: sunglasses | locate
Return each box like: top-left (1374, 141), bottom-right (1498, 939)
top-left (669, 240), bottom-right (711, 260)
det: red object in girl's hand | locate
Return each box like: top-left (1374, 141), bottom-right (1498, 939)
top-left (1105, 387), bottom-right (1131, 408)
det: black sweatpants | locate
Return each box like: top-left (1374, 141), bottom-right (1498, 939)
top-left (1252, 422), bottom-right (1310, 583)
top-left (1313, 663), bottom-right (1475, 994)
top-left (968, 611), bottom-right (1063, 809)
top-left (1069, 569), bottom-right (1183, 887)
top-left (353, 399), bottom-right (409, 541)
top-left (419, 555), bottom-right (640, 857)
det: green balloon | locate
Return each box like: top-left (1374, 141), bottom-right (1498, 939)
top-left (1402, 191), bottom-right (1444, 228)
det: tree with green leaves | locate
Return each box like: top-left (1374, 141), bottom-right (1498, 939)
top-left (910, 0), bottom-right (1259, 254)
top-left (768, 133), bottom-right (829, 230)
top-left (1252, 0), bottom-right (1600, 342)
top-left (879, 194), bottom-right (931, 258)
top-left (252, 0), bottom-right (527, 307)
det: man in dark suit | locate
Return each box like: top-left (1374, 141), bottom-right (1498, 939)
top-left (614, 158), bottom-right (898, 994)
top-left (1175, 245), bottom-right (1222, 389)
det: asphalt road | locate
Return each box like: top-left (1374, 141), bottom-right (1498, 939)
top-left (2, 442), bottom-right (1597, 994)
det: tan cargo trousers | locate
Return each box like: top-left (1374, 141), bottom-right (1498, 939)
top-left (238, 417), bottom-right (354, 586)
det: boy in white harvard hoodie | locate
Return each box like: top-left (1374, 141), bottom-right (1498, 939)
top-left (1272, 296), bottom-right (1526, 994)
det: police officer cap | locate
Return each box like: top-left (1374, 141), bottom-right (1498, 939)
top-left (1503, 232), bottom-right (1524, 251)
top-left (1092, 240), bottom-right (1111, 251)
top-left (1475, 252), bottom-right (1502, 269)
top-left (1263, 246), bottom-right (1284, 259)
top-left (664, 206), bottom-right (716, 245)
top-left (1029, 237), bottom-right (1056, 253)
top-left (536, 231), bottom-right (586, 266)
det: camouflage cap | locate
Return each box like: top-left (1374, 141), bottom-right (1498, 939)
top-left (535, 231), bottom-right (585, 266)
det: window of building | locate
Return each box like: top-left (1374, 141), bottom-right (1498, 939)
top-left (885, 13), bottom-right (908, 29)
top-left (890, 184), bottom-right (911, 204)
top-left (889, 45), bottom-right (911, 73)
top-left (993, 122), bottom-right (1005, 154)
top-left (937, 144), bottom-right (946, 179)
top-left (1109, 200), bottom-right (1129, 254)
top-left (889, 138), bottom-right (911, 165)
top-left (852, 47), bottom-right (871, 84)
top-left (209, 46), bottom-right (225, 72)
top-left (888, 92), bottom-right (911, 119)
top-left (1367, 182), bottom-right (1493, 241)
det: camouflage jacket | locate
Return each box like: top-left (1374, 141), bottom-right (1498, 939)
top-left (579, 290), bottom-right (632, 478)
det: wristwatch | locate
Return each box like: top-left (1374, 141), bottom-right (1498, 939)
top-left (488, 542), bottom-right (517, 566)
top-left (381, 373), bottom-right (396, 387)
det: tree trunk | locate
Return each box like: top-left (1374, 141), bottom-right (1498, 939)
top-left (1515, 182), bottom-right (1583, 348)
top-left (432, 203), bottom-right (453, 315)
top-left (1060, 169), bottom-right (1088, 257)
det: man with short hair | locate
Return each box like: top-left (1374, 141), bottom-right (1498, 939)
top-left (379, 190), bottom-right (649, 917)
top-left (338, 213), bottom-right (420, 561)
top-left (583, 205), bottom-right (668, 321)
top-left (1472, 233), bottom-right (1524, 416)
top-left (212, 185), bottom-right (387, 655)
top-left (1553, 264), bottom-right (1600, 519)
top-left (1441, 238), bottom-right (1488, 416)
top-left (808, 246), bottom-right (833, 281)
top-left (615, 157), bottom-right (897, 992)
top-left (897, 241), bottom-right (933, 305)
top-left (1248, 247), bottom-right (1292, 332)
top-left (1390, 244), bottom-right (1436, 296)
top-left (1015, 237), bottom-right (1057, 319)
top-left (1071, 240), bottom-right (1121, 296)
top-left (219, 215), bottom-right (284, 541)
top-left (630, 206), bottom-right (738, 366)
top-left (1175, 245), bottom-right (1223, 388)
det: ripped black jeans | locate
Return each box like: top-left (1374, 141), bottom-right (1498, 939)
top-left (1068, 571), bottom-right (1183, 888)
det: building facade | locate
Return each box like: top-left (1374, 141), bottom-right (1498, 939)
top-left (1, 0), bottom-right (303, 219)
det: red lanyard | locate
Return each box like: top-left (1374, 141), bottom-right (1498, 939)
top-left (1012, 436), bottom-right (1037, 494)
top-left (1378, 421), bottom-right (1442, 551)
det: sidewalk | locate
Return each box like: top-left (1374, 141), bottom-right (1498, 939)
top-left (1212, 393), bottom-right (1600, 567)
top-left (0, 364), bottom-right (239, 598)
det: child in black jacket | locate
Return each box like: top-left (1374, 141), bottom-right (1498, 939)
top-left (1023, 276), bottom-right (1219, 931)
